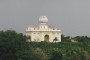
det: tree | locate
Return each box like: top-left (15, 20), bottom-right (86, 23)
top-left (50, 48), bottom-right (62, 60)
top-left (53, 37), bottom-right (58, 42)
top-left (0, 30), bottom-right (30, 60)
top-left (30, 48), bottom-right (48, 60)
top-left (61, 34), bottom-right (70, 42)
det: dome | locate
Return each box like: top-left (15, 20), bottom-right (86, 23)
top-left (39, 16), bottom-right (48, 23)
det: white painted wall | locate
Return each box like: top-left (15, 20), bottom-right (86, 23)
top-left (26, 16), bottom-right (61, 42)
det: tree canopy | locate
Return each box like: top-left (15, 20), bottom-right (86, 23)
top-left (0, 30), bottom-right (90, 60)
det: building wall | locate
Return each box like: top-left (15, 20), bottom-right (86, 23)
top-left (26, 16), bottom-right (61, 42)
top-left (26, 31), bottom-right (61, 42)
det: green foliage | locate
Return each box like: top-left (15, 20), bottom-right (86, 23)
top-left (61, 34), bottom-right (70, 42)
top-left (50, 48), bottom-right (62, 60)
top-left (74, 36), bottom-right (90, 43)
top-left (30, 48), bottom-right (48, 60)
top-left (0, 30), bottom-right (90, 60)
top-left (28, 42), bottom-right (90, 60)
top-left (61, 34), bottom-right (90, 43)
top-left (0, 30), bottom-right (30, 60)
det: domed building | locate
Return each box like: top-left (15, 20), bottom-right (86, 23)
top-left (26, 16), bottom-right (61, 42)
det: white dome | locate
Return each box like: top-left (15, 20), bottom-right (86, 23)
top-left (39, 16), bottom-right (48, 23)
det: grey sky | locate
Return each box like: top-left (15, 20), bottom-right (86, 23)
top-left (0, 0), bottom-right (90, 36)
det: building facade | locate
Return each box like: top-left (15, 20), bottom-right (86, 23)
top-left (26, 16), bottom-right (61, 42)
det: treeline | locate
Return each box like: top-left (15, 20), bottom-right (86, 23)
top-left (0, 30), bottom-right (30, 60)
top-left (0, 30), bottom-right (90, 60)
top-left (61, 34), bottom-right (90, 43)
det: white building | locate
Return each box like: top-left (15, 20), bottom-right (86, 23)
top-left (26, 16), bottom-right (61, 42)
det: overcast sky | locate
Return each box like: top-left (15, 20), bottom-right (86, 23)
top-left (0, 0), bottom-right (90, 36)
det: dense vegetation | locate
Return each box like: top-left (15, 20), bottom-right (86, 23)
top-left (0, 30), bottom-right (90, 60)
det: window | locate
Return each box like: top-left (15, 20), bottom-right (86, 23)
top-left (34, 28), bottom-right (35, 30)
top-left (41, 26), bottom-right (42, 28)
top-left (53, 28), bottom-right (55, 30)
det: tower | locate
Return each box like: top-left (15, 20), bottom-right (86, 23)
top-left (39, 16), bottom-right (48, 30)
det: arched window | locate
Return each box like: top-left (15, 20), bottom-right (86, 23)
top-left (26, 36), bottom-right (31, 42)
top-left (44, 35), bottom-right (49, 42)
